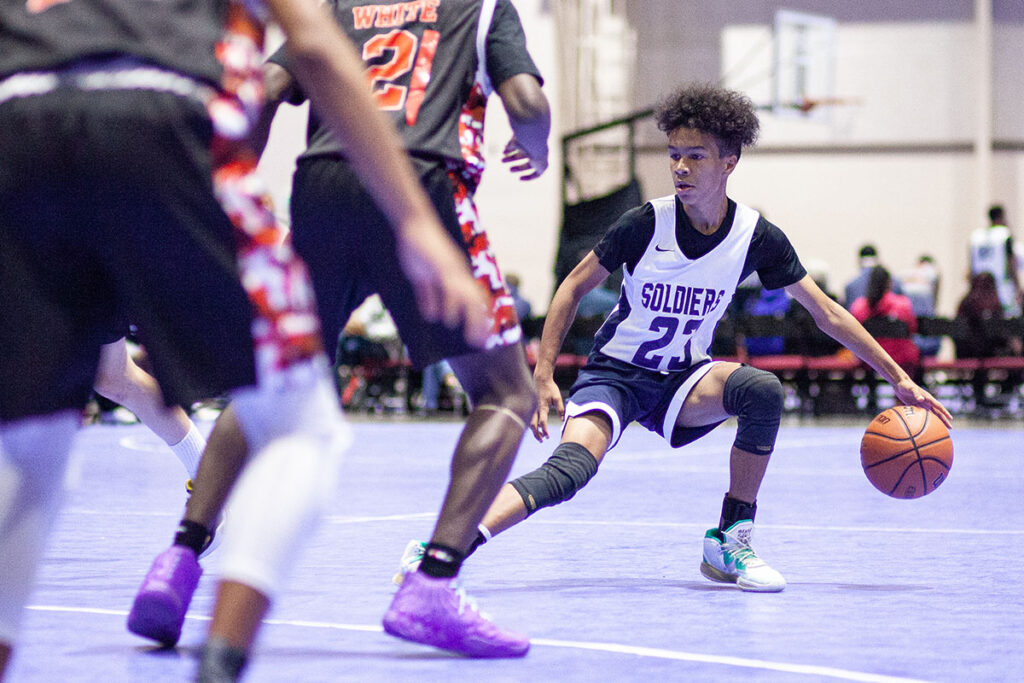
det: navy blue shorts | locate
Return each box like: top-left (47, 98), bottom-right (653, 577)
top-left (565, 352), bottom-right (726, 450)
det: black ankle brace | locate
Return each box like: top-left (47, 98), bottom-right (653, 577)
top-left (419, 542), bottom-right (464, 578)
top-left (173, 519), bottom-right (210, 556)
top-left (719, 493), bottom-right (757, 531)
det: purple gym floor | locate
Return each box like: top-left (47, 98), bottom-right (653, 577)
top-left (8, 414), bottom-right (1023, 682)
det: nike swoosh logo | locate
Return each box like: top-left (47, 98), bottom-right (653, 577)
top-left (654, 245), bottom-right (674, 253)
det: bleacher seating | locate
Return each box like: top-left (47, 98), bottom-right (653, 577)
top-left (337, 313), bottom-right (1024, 418)
top-left (518, 313), bottom-right (1024, 417)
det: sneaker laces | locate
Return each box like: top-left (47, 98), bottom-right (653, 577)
top-left (449, 579), bottom-right (492, 621)
top-left (727, 542), bottom-right (765, 568)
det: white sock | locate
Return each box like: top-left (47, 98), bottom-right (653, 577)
top-left (169, 423), bottom-right (206, 479)
top-left (478, 523), bottom-right (492, 542)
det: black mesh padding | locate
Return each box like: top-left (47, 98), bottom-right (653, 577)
top-left (553, 177), bottom-right (644, 296)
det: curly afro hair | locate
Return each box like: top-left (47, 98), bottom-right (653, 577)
top-left (654, 83), bottom-right (760, 158)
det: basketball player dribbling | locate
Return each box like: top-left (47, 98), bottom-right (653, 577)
top-left (397, 82), bottom-right (954, 595)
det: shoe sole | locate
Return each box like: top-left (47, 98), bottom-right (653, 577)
top-left (700, 561), bottom-right (737, 584)
top-left (700, 562), bottom-right (785, 593)
top-left (736, 578), bottom-right (786, 593)
top-left (127, 592), bottom-right (184, 647)
top-left (382, 612), bottom-right (529, 658)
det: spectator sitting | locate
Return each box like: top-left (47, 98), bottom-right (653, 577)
top-left (900, 254), bottom-right (941, 357)
top-left (953, 272), bottom-right (1019, 359)
top-left (741, 284), bottom-right (790, 356)
top-left (576, 282), bottom-right (619, 319)
top-left (850, 266), bottom-right (920, 371)
top-left (505, 272), bottom-right (532, 324)
top-left (844, 244), bottom-right (901, 308)
top-left (335, 294), bottom-right (403, 408)
top-left (336, 294), bottom-right (401, 365)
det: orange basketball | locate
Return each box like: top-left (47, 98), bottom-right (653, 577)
top-left (860, 405), bottom-right (953, 499)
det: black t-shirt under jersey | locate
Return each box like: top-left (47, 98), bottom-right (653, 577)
top-left (0, 0), bottom-right (228, 85)
top-left (594, 197), bottom-right (807, 291)
top-left (270, 0), bottom-right (541, 163)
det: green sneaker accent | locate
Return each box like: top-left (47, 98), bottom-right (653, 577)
top-left (700, 520), bottom-right (785, 592)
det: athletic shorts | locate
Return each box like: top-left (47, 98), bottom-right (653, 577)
top-left (0, 86), bottom-right (256, 421)
top-left (289, 155), bottom-right (521, 369)
top-left (565, 352), bottom-right (725, 450)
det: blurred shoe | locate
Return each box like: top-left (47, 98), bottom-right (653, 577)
top-left (127, 545), bottom-right (201, 646)
top-left (392, 539), bottom-right (426, 585)
top-left (196, 637), bottom-right (248, 683)
top-left (383, 571), bottom-right (529, 658)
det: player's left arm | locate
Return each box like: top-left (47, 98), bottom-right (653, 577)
top-left (785, 275), bottom-right (952, 427)
top-left (488, 0), bottom-right (550, 180)
top-left (250, 61), bottom-right (296, 155)
top-left (497, 73), bottom-right (550, 180)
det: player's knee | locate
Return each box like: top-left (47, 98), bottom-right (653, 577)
top-left (503, 382), bottom-right (538, 425)
top-left (231, 361), bottom-right (350, 455)
top-left (723, 366), bottom-right (783, 455)
top-left (473, 377), bottom-right (537, 427)
top-left (509, 442), bottom-right (598, 515)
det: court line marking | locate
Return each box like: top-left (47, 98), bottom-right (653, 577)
top-left (25, 605), bottom-right (928, 682)
top-left (59, 509), bottom-right (436, 524)
top-left (527, 519), bottom-right (1024, 535)
top-left (55, 508), bottom-right (1018, 535)
top-left (117, 435), bottom-right (172, 453)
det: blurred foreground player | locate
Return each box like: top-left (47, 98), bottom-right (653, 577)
top-left (397, 83), bottom-right (953, 593)
top-left (0, 0), bottom-right (488, 680)
top-left (273, 0), bottom-right (551, 659)
top-left (131, 0), bottom-right (551, 667)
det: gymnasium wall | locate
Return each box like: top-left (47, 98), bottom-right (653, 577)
top-left (619, 2), bottom-right (1024, 317)
top-left (258, 2), bottom-right (1024, 318)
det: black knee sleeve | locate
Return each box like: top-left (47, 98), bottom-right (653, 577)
top-left (509, 442), bottom-right (599, 516)
top-left (722, 366), bottom-right (783, 455)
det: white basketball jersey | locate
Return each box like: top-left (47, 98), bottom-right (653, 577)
top-left (970, 225), bottom-right (1016, 311)
top-left (597, 196), bottom-right (759, 371)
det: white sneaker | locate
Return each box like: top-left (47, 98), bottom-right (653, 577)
top-left (392, 540), bottom-right (426, 585)
top-left (700, 520), bottom-right (785, 592)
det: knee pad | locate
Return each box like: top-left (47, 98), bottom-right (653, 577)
top-left (218, 431), bottom-right (341, 599)
top-left (509, 442), bottom-right (598, 516)
top-left (722, 366), bottom-right (783, 455)
top-left (220, 360), bottom-right (352, 598)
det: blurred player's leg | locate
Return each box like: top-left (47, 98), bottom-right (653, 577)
top-left (0, 411), bottom-right (79, 678)
top-left (94, 337), bottom-right (207, 479)
top-left (197, 362), bottom-right (349, 679)
top-left (383, 343), bottom-right (535, 658)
